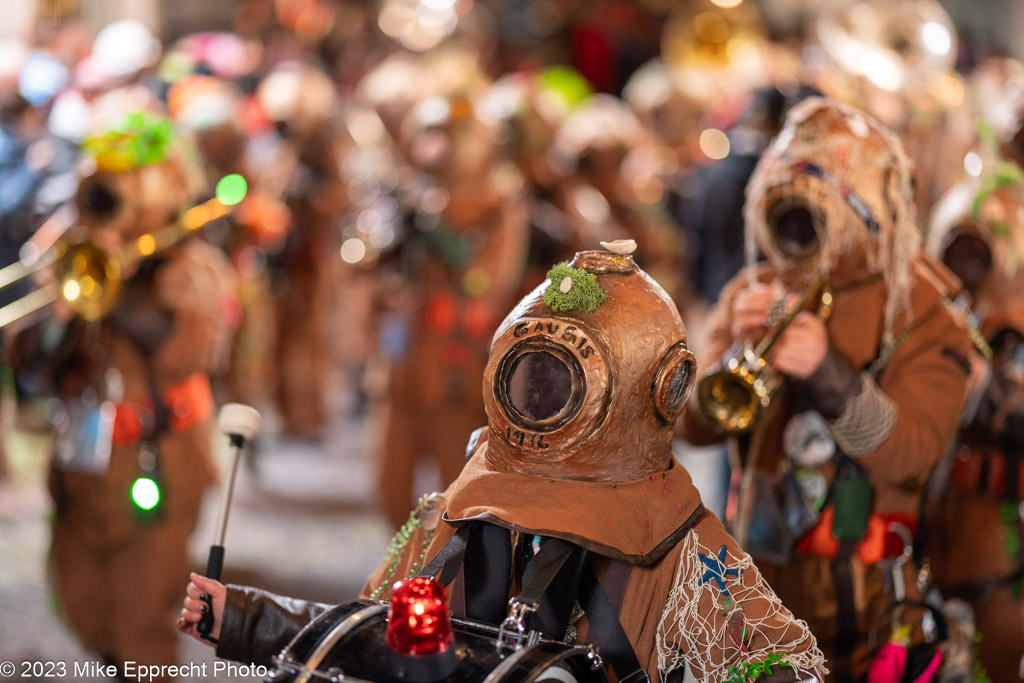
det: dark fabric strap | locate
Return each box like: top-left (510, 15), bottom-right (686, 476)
top-left (146, 371), bottom-right (171, 436)
top-left (518, 538), bottom-right (589, 640)
top-left (830, 546), bottom-right (858, 683)
top-left (517, 538), bottom-right (576, 606)
top-left (945, 566), bottom-right (1024, 602)
top-left (597, 558), bottom-right (634, 614)
top-left (463, 523), bottom-right (513, 624)
top-left (418, 524), bottom-right (472, 586)
top-left (418, 523), bottom-right (513, 624)
top-left (579, 562), bottom-right (649, 682)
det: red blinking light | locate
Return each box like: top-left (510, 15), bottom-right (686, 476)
top-left (386, 577), bottom-right (454, 656)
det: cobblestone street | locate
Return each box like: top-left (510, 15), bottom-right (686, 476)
top-left (0, 400), bottom-right (398, 682)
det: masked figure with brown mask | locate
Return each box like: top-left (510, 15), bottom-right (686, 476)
top-left (923, 172), bottom-right (1024, 681)
top-left (680, 97), bottom-right (976, 681)
top-left (8, 112), bottom-right (236, 679)
top-left (180, 246), bottom-right (825, 683)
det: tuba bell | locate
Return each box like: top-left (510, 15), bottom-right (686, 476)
top-left (697, 276), bottom-right (832, 433)
top-left (0, 176), bottom-right (246, 328)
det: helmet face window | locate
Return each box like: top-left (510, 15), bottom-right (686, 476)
top-left (497, 339), bottom-right (586, 433)
top-left (505, 351), bottom-right (573, 423)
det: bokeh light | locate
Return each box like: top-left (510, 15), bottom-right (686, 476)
top-left (216, 174), bottom-right (248, 206)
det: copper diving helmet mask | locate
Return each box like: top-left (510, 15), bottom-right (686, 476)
top-left (482, 246), bottom-right (696, 482)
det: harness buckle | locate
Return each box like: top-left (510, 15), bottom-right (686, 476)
top-left (496, 598), bottom-right (538, 650)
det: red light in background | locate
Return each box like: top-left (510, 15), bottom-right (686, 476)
top-left (386, 577), bottom-right (454, 657)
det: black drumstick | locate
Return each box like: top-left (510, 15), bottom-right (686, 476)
top-left (198, 403), bottom-right (260, 641)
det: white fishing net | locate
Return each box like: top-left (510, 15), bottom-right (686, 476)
top-left (830, 374), bottom-right (899, 455)
top-left (655, 528), bottom-right (828, 683)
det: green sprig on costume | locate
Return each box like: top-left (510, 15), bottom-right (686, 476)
top-left (970, 160), bottom-right (1024, 219)
top-left (538, 65), bottom-right (592, 110)
top-left (368, 493), bottom-right (438, 600)
top-left (82, 111), bottom-right (176, 172)
top-left (973, 633), bottom-right (993, 683)
top-left (543, 262), bottom-right (607, 313)
top-left (723, 652), bottom-right (793, 683)
top-left (971, 119), bottom-right (1024, 221)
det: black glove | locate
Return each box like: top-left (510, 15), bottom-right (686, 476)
top-left (792, 346), bottom-right (862, 420)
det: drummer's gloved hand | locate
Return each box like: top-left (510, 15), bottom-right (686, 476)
top-left (178, 572), bottom-right (227, 646)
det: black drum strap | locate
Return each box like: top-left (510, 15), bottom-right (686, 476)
top-left (579, 562), bottom-right (649, 683)
top-left (517, 538), bottom-right (576, 605)
top-left (418, 523), bottom-right (514, 624)
top-left (518, 538), bottom-right (588, 639)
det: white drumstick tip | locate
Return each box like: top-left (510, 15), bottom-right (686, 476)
top-left (218, 403), bottom-right (261, 442)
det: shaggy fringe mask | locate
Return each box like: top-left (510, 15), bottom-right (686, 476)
top-left (744, 97), bottom-right (920, 348)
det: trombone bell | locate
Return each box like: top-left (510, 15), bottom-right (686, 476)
top-left (56, 242), bottom-right (122, 322)
top-left (697, 360), bottom-right (777, 434)
top-left (695, 277), bottom-right (831, 434)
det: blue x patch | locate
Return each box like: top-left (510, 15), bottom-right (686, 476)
top-left (698, 544), bottom-right (741, 595)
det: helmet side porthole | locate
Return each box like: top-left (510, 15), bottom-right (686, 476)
top-left (652, 342), bottom-right (697, 425)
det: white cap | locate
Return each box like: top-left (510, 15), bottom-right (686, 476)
top-left (218, 403), bottom-right (261, 441)
top-left (84, 20), bottom-right (161, 82)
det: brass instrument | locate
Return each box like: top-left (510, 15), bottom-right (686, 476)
top-left (697, 277), bottom-right (832, 434)
top-left (813, 0), bottom-right (959, 100)
top-left (0, 183), bottom-right (245, 329)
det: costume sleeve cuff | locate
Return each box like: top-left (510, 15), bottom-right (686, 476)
top-left (215, 584), bottom-right (331, 666)
top-left (828, 374), bottom-right (898, 457)
top-left (215, 585), bottom-right (257, 664)
top-left (796, 347), bottom-right (863, 420)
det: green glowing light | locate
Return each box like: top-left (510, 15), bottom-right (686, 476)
top-left (131, 477), bottom-right (161, 511)
top-left (215, 174), bottom-right (248, 206)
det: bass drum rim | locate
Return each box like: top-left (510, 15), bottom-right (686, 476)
top-left (482, 640), bottom-right (607, 683)
top-left (267, 599), bottom-right (610, 683)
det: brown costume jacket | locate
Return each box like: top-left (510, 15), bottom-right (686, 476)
top-left (679, 254), bottom-right (973, 675)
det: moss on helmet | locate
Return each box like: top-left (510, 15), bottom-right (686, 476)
top-left (543, 262), bottom-right (607, 313)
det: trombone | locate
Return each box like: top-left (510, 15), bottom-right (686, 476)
top-left (0, 175), bottom-right (248, 329)
top-left (696, 276), bottom-right (833, 434)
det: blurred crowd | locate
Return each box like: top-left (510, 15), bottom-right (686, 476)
top-left (3, 0), bottom-right (1024, 681)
